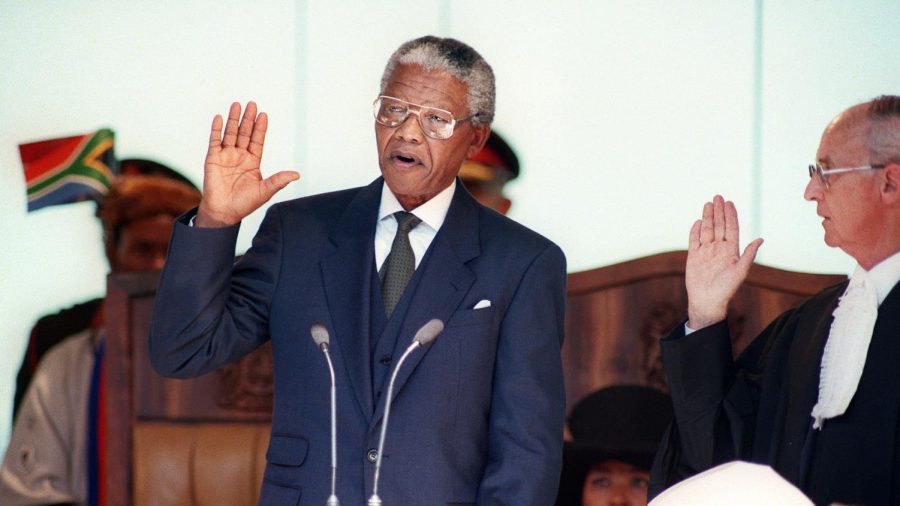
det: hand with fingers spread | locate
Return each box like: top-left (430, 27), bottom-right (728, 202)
top-left (685, 195), bottom-right (764, 330)
top-left (195, 101), bottom-right (300, 228)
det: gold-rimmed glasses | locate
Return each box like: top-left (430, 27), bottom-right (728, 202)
top-left (373, 95), bottom-right (477, 140)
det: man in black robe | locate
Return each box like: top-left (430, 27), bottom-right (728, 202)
top-left (649, 95), bottom-right (900, 505)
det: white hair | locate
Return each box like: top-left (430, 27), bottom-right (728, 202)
top-left (380, 36), bottom-right (495, 125)
top-left (866, 95), bottom-right (900, 165)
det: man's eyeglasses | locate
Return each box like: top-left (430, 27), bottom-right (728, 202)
top-left (373, 96), bottom-right (476, 140)
top-left (807, 163), bottom-right (884, 189)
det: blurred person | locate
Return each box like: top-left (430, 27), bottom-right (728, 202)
top-left (650, 96), bottom-right (900, 505)
top-left (459, 130), bottom-right (519, 214)
top-left (149, 36), bottom-right (566, 504)
top-left (12, 159), bottom-right (198, 420)
top-left (556, 385), bottom-right (672, 506)
top-left (1, 172), bottom-right (201, 506)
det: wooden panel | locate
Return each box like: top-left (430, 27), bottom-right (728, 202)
top-left (563, 250), bottom-right (845, 413)
top-left (133, 342), bottom-right (273, 422)
top-left (105, 272), bottom-right (158, 506)
top-left (104, 271), bottom-right (275, 505)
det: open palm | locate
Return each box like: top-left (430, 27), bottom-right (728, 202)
top-left (685, 195), bottom-right (764, 329)
top-left (196, 101), bottom-right (299, 227)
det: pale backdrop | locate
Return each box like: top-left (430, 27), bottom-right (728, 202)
top-left (1, 0), bottom-right (898, 448)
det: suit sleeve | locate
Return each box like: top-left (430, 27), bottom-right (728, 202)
top-left (148, 205), bottom-right (284, 378)
top-left (649, 312), bottom-right (798, 498)
top-left (477, 243), bottom-right (567, 506)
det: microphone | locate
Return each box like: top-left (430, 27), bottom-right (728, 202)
top-left (368, 319), bottom-right (444, 506)
top-left (311, 323), bottom-right (340, 506)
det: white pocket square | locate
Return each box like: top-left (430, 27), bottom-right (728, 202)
top-left (473, 299), bottom-right (491, 309)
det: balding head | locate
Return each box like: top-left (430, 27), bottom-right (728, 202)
top-left (822, 95), bottom-right (900, 165)
top-left (808, 96), bottom-right (900, 268)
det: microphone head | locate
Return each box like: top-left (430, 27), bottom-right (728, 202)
top-left (310, 323), bottom-right (330, 347)
top-left (414, 319), bottom-right (444, 346)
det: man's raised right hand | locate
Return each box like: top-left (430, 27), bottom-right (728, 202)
top-left (685, 195), bottom-right (764, 330)
top-left (195, 101), bottom-right (299, 228)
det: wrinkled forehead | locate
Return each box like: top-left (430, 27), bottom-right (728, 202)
top-left (383, 64), bottom-right (469, 113)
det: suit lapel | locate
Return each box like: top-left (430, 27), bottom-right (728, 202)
top-left (372, 181), bottom-right (481, 425)
top-left (321, 178), bottom-right (383, 421)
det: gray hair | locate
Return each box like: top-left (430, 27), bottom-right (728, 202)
top-left (380, 36), bottom-right (495, 126)
top-left (866, 95), bottom-right (900, 165)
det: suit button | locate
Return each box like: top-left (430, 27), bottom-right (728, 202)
top-left (379, 355), bottom-right (392, 366)
top-left (367, 449), bottom-right (378, 463)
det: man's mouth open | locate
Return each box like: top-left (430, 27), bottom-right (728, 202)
top-left (390, 151), bottom-right (422, 168)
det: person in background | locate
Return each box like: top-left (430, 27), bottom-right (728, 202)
top-left (11, 159), bottom-right (198, 421)
top-left (556, 385), bottom-right (672, 506)
top-left (1, 172), bottom-right (201, 506)
top-left (650, 95), bottom-right (900, 505)
top-left (459, 130), bottom-right (519, 215)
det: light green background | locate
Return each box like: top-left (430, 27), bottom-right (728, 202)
top-left (1, 0), bottom-right (898, 449)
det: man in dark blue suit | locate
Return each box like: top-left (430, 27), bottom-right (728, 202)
top-left (149, 36), bottom-right (566, 505)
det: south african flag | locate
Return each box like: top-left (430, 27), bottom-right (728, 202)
top-left (20, 129), bottom-right (117, 212)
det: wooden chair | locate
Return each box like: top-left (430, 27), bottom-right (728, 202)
top-left (562, 250), bottom-right (846, 413)
top-left (104, 271), bottom-right (273, 505)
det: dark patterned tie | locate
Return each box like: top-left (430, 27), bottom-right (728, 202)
top-left (380, 211), bottom-right (422, 317)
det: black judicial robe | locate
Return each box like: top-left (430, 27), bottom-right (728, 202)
top-left (649, 280), bottom-right (900, 505)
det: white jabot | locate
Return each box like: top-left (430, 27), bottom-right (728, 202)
top-left (375, 181), bottom-right (455, 271)
top-left (811, 250), bottom-right (900, 429)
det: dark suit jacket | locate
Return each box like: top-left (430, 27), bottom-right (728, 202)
top-left (650, 280), bottom-right (900, 505)
top-left (149, 178), bottom-right (567, 505)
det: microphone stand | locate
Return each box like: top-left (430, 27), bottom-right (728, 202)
top-left (311, 324), bottom-right (340, 506)
top-left (323, 342), bottom-right (339, 506)
top-left (368, 341), bottom-right (421, 506)
top-left (368, 319), bottom-right (443, 506)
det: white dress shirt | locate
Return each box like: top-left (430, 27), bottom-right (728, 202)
top-left (190, 181), bottom-right (456, 273)
top-left (864, 249), bottom-right (900, 305)
top-left (374, 181), bottom-right (455, 271)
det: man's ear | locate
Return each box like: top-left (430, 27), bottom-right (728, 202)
top-left (467, 125), bottom-right (491, 159)
top-left (882, 162), bottom-right (900, 204)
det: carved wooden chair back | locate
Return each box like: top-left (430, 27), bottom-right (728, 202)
top-left (563, 251), bottom-right (846, 413)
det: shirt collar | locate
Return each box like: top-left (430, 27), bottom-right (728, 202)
top-left (855, 249), bottom-right (900, 305)
top-left (378, 180), bottom-right (456, 231)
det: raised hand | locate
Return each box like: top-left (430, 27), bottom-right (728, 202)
top-left (685, 195), bottom-right (764, 330)
top-left (195, 101), bottom-right (299, 227)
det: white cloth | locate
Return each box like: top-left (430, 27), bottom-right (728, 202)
top-left (810, 250), bottom-right (900, 429)
top-left (0, 329), bottom-right (98, 506)
top-left (649, 461), bottom-right (813, 506)
top-left (375, 180), bottom-right (454, 271)
top-left (865, 249), bottom-right (900, 306)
